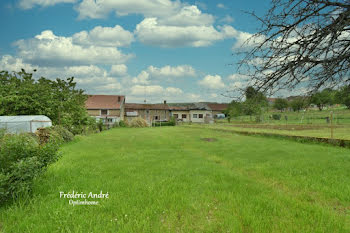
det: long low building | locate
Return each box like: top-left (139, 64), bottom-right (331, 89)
top-left (125, 102), bottom-right (170, 123)
top-left (85, 95), bottom-right (228, 125)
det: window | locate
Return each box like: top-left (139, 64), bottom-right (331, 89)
top-left (101, 109), bottom-right (108, 115)
top-left (182, 114), bottom-right (187, 119)
top-left (193, 114), bottom-right (198, 118)
top-left (154, 115), bottom-right (159, 120)
top-left (199, 114), bottom-right (203, 118)
top-left (174, 114), bottom-right (179, 119)
top-left (107, 118), bottom-right (113, 123)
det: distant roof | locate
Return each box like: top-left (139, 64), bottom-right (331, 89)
top-left (206, 103), bottom-right (228, 111)
top-left (168, 106), bottom-right (189, 111)
top-left (85, 95), bottom-right (125, 109)
top-left (125, 103), bottom-right (169, 110)
top-left (0, 115), bottom-right (51, 122)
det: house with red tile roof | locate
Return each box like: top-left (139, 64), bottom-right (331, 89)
top-left (85, 95), bottom-right (125, 125)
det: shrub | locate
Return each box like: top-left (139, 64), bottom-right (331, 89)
top-left (50, 126), bottom-right (74, 142)
top-left (119, 120), bottom-right (127, 127)
top-left (127, 118), bottom-right (149, 128)
top-left (154, 121), bottom-right (175, 127)
top-left (272, 114), bottom-right (281, 120)
top-left (97, 119), bottom-right (104, 132)
top-left (0, 133), bottom-right (60, 204)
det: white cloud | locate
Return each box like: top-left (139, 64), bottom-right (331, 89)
top-left (135, 18), bottom-right (236, 48)
top-left (147, 65), bottom-right (196, 78)
top-left (19, 0), bottom-right (76, 9)
top-left (14, 30), bottom-right (133, 67)
top-left (217, 3), bottom-right (227, 9)
top-left (0, 55), bottom-right (38, 72)
top-left (132, 71), bottom-right (150, 85)
top-left (76, 0), bottom-right (182, 19)
top-left (110, 64), bottom-right (128, 77)
top-left (165, 87), bottom-right (183, 95)
top-left (199, 75), bottom-right (225, 89)
top-left (227, 74), bottom-right (249, 81)
top-left (130, 85), bottom-right (164, 96)
top-left (220, 15), bottom-right (234, 24)
top-left (72, 25), bottom-right (134, 47)
top-left (157, 5), bottom-right (214, 27)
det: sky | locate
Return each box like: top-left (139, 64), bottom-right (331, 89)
top-left (0, 0), bottom-right (277, 103)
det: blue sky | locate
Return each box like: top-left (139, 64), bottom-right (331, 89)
top-left (0, 0), bottom-right (276, 103)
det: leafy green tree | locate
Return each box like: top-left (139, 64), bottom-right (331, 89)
top-left (290, 97), bottom-right (306, 112)
top-left (0, 69), bottom-right (90, 134)
top-left (273, 98), bottom-right (289, 112)
top-left (335, 86), bottom-right (350, 109)
top-left (242, 86), bottom-right (268, 119)
top-left (311, 89), bottom-right (334, 111)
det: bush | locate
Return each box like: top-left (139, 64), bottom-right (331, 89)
top-left (119, 120), bottom-right (127, 127)
top-left (154, 121), bottom-right (175, 127)
top-left (272, 114), bottom-right (281, 120)
top-left (127, 118), bottom-right (149, 128)
top-left (0, 133), bottom-right (60, 204)
top-left (50, 126), bottom-right (74, 142)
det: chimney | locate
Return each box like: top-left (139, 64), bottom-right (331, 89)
top-left (164, 100), bottom-right (167, 104)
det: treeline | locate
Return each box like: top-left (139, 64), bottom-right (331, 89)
top-left (0, 69), bottom-right (96, 134)
top-left (273, 87), bottom-right (350, 112)
top-left (225, 86), bottom-right (350, 120)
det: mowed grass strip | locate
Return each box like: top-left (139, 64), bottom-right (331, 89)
top-left (1, 127), bottom-right (350, 232)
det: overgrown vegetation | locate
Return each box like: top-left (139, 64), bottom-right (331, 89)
top-left (0, 69), bottom-right (97, 134)
top-left (0, 130), bottom-right (63, 205)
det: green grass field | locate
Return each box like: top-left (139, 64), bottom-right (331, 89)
top-left (1, 127), bottom-right (350, 232)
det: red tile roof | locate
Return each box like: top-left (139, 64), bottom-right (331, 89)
top-left (125, 103), bottom-right (169, 110)
top-left (85, 95), bottom-right (125, 109)
top-left (206, 103), bottom-right (228, 111)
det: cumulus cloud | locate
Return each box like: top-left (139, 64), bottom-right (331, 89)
top-left (198, 75), bottom-right (225, 89)
top-left (132, 71), bottom-right (150, 85)
top-left (147, 65), bottom-right (196, 78)
top-left (135, 18), bottom-right (237, 48)
top-left (0, 55), bottom-right (38, 72)
top-left (110, 64), bottom-right (128, 77)
top-left (72, 25), bottom-right (134, 47)
top-left (220, 15), bottom-right (234, 24)
top-left (217, 3), bottom-right (227, 9)
top-left (157, 5), bottom-right (214, 27)
top-left (76, 0), bottom-right (182, 19)
top-left (130, 85), bottom-right (164, 96)
top-left (14, 30), bottom-right (133, 67)
top-left (19, 0), bottom-right (76, 9)
top-left (227, 73), bottom-right (249, 81)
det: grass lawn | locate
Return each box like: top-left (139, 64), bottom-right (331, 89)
top-left (201, 123), bottom-right (350, 140)
top-left (1, 127), bottom-right (350, 232)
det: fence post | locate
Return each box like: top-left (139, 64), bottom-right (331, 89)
top-left (330, 111), bottom-right (334, 139)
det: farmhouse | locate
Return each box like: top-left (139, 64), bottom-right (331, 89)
top-left (85, 95), bottom-right (125, 126)
top-left (125, 101), bottom-right (170, 123)
top-left (169, 103), bottom-right (215, 123)
top-left (206, 103), bottom-right (229, 117)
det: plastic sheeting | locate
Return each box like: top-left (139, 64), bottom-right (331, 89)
top-left (0, 115), bottom-right (52, 134)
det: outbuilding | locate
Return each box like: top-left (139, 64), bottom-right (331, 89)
top-left (0, 115), bottom-right (52, 134)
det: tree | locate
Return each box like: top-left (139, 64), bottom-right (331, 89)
top-left (290, 97), bottom-right (306, 112)
top-left (242, 86), bottom-right (268, 119)
top-left (335, 85), bottom-right (350, 109)
top-left (273, 98), bottom-right (289, 112)
top-left (238, 0), bottom-right (350, 94)
top-left (0, 70), bottom-right (90, 134)
top-left (311, 89), bottom-right (334, 110)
